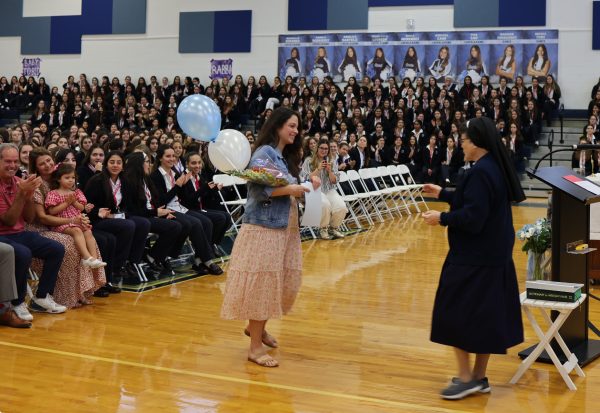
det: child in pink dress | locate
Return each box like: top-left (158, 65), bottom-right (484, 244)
top-left (45, 163), bottom-right (106, 269)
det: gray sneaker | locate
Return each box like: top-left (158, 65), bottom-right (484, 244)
top-left (440, 379), bottom-right (482, 400)
top-left (451, 377), bottom-right (490, 393)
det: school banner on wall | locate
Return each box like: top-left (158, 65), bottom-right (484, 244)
top-left (209, 58), bottom-right (233, 80)
top-left (277, 30), bottom-right (558, 84)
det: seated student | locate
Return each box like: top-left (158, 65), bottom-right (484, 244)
top-left (386, 136), bottom-right (404, 166)
top-left (369, 122), bottom-right (388, 147)
top-left (179, 152), bottom-right (231, 257)
top-left (336, 142), bottom-right (355, 172)
top-left (572, 137), bottom-right (595, 176)
top-left (507, 122), bottom-right (526, 173)
top-left (583, 124), bottom-right (598, 145)
top-left (150, 145), bottom-right (222, 275)
top-left (369, 136), bottom-right (388, 167)
top-left (0, 243), bottom-right (31, 328)
top-left (0, 143), bottom-right (66, 323)
top-left (440, 136), bottom-right (463, 187)
top-left (400, 135), bottom-right (422, 179)
top-left (348, 136), bottom-right (370, 170)
top-left (77, 144), bottom-right (104, 190)
top-left (84, 151), bottom-right (151, 288)
top-left (301, 138), bottom-right (348, 240)
top-left (314, 109), bottom-right (332, 135)
top-left (122, 152), bottom-right (183, 274)
top-left (421, 135), bottom-right (442, 184)
top-left (521, 99), bottom-right (541, 147)
top-left (410, 120), bottom-right (426, 147)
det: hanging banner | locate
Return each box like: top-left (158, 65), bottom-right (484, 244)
top-left (22, 58), bottom-right (42, 77)
top-left (278, 30), bottom-right (558, 84)
top-left (209, 59), bottom-right (233, 80)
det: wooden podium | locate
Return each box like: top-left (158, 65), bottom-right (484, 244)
top-left (521, 166), bottom-right (600, 366)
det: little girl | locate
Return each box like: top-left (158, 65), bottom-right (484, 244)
top-left (45, 163), bottom-right (106, 269)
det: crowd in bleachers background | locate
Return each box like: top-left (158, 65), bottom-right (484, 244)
top-left (0, 70), bottom-right (582, 186)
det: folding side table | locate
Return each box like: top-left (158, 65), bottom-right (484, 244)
top-left (511, 292), bottom-right (587, 390)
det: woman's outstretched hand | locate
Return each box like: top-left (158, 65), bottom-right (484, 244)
top-left (423, 184), bottom-right (442, 199)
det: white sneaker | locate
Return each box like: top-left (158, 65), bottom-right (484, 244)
top-left (30, 294), bottom-right (67, 314)
top-left (91, 259), bottom-right (107, 268)
top-left (319, 228), bottom-right (332, 240)
top-left (13, 303), bottom-right (34, 321)
top-left (330, 228), bottom-right (345, 239)
top-left (81, 257), bottom-right (95, 267)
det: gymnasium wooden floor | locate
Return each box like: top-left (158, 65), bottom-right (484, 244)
top-left (1, 200), bottom-right (599, 413)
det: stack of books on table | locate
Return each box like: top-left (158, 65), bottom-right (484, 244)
top-left (526, 280), bottom-right (584, 303)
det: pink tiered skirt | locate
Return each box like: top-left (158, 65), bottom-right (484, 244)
top-left (221, 198), bottom-right (302, 320)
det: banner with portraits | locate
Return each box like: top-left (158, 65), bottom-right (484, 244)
top-left (277, 30), bottom-right (558, 85)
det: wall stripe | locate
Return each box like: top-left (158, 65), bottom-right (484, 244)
top-left (21, 17), bottom-right (51, 55)
top-left (594, 1), bottom-right (600, 50)
top-left (288, 0), bottom-right (328, 31)
top-left (369, 0), bottom-right (453, 6)
top-left (179, 10), bottom-right (252, 53)
top-left (213, 10), bottom-right (252, 53)
top-left (455, 0), bottom-right (546, 27)
top-left (0, 0), bottom-right (147, 54)
top-left (179, 12), bottom-right (215, 53)
top-left (288, 0), bottom-right (368, 31)
top-left (327, 0), bottom-right (368, 30)
top-left (113, 0), bottom-right (147, 34)
top-left (499, 0), bottom-right (546, 27)
top-left (454, 0), bottom-right (498, 27)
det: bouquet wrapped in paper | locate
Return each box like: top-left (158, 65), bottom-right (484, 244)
top-left (228, 158), bottom-right (289, 187)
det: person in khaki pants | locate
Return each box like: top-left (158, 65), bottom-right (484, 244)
top-left (0, 242), bottom-right (31, 328)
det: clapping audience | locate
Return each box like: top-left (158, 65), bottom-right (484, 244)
top-left (0, 68), bottom-right (576, 328)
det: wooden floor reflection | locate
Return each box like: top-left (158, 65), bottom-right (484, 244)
top-left (1, 200), bottom-right (599, 413)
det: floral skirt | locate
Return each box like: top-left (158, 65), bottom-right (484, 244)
top-left (221, 199), bottom-right (302, 320)
top-left (30, 229), bottom-right (105, 308)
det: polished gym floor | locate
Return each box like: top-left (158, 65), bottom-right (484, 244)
top-left (1, 200), bottom-right (599, 412)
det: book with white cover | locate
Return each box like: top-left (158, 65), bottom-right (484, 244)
top-left (526, 280), bottom-right (584, 293)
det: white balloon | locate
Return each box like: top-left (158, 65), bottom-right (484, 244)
top-left (208, 129), bottom-right (251, 172)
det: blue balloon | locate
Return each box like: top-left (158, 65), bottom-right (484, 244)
top-left (177, 95), bottom-right (222, 142)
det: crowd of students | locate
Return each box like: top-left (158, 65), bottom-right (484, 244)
top-left (0, 69), bottom-right (576, 328)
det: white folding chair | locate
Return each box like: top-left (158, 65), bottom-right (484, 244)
top-left (347, 169), bottom-right (385, 223)
top-left (212, 174), bottom-right (248, 233)
top-left (336, 171), bottom-right (365, 229)
top-left (297, 200), bottom-right (318, 239)
top-left (396, 165), bottom-right (429, 212)
top-left (374, 165), bottom-right (406, 217)
top-left (359, 167), bottom-right (397, 219)
top-left (384, 165), bottom-right (414, 215)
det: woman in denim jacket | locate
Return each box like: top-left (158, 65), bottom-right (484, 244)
top-left (221, 107), bottom-right (320, 367)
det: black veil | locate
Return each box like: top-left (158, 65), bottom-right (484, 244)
top-left (464, 117), bottom-right (526, 203)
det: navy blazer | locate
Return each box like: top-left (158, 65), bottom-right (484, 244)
top-left (179, 175), bottom-right (211, 211)
top-left (149, 168), bottom-right (184, 208)
top-left (422, 146), bottom-right (442, 169)
top-left (439, 153), bottom-right (514, 266)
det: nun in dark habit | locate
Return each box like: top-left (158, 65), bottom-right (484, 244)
top-left (422, 116), bottom-right (526, 400)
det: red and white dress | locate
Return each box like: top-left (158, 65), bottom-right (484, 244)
top-left (45, 189), bottom-right (90, 233)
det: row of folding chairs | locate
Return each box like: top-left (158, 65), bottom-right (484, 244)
top-left (212, 163), bottom-right (428, 235)
top-left (337, 165), bottom-right (428, 228)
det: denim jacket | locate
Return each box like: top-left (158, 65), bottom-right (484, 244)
top-left (242, 144), bottom-right (298, 229)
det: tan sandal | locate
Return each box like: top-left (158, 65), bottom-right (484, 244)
top-left (247, 354), bottom-right (279, 368)
top-left (244, 329), bottom-right (279, 348)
